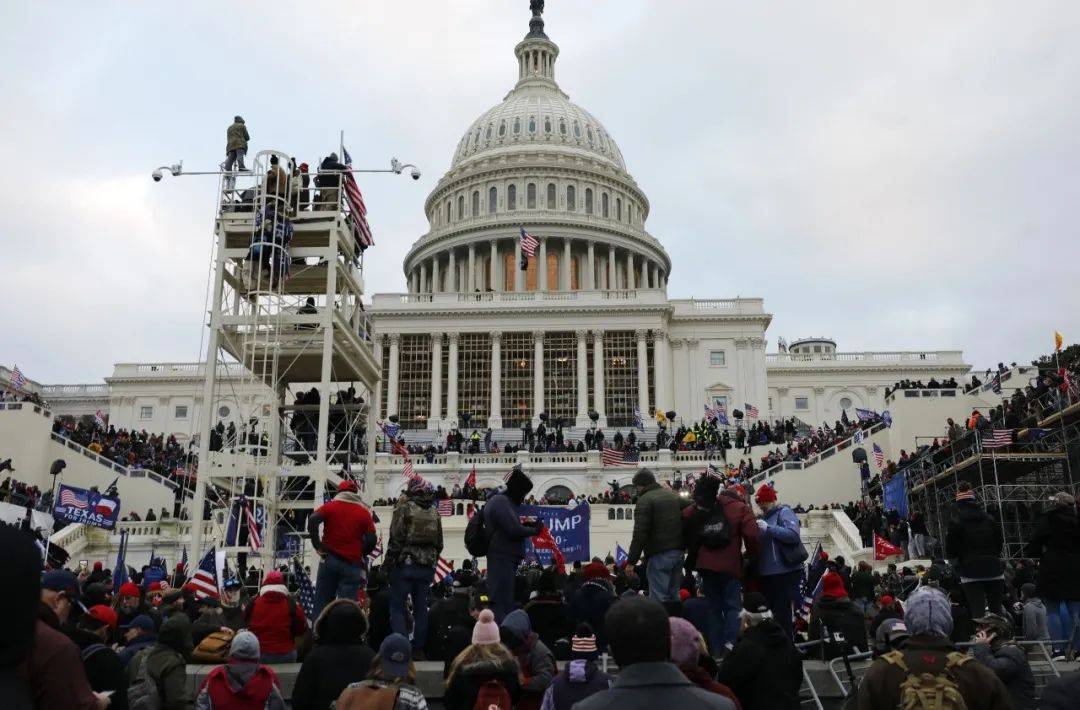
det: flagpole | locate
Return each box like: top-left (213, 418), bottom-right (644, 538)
top-left (43, 469), bottom-right (63, 569)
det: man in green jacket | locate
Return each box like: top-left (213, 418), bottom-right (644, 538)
top-left (127, 613), bottom-right (194, 710)
top-left (625, 468), bottom-right (690, 602)
top-left (224, 115), bottom-right (250, 172)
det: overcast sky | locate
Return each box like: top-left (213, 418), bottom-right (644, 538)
top-left (3, 1), bottom-right (1079, 384)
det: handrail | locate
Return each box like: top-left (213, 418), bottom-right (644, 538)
top-left (49, 431), bottom-right (181, 492)
top-left (751, 421), bottom-right (887, 484)
top-left (767, 350), bottom-right (965, 364)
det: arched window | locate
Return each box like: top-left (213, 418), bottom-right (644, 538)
top-left (485, 123), bottom-right (493, 140)
top-left (457, 195), bottom-right (464, 220)
top-left (559, 119), bottom-right (567, 135)
top-left (488, 187), bottom-right (497, 214)
top-left (547, 183), bottom-right (556, 208)
top-left (527, 183), bottom-right (537, 209)
top-left (473, 128), bottom-right (480, 148)
top-left (566, 185), bottom-right (576, 211)
top-left (544, 117), bottom-right (552, 133)
top-left (616, 197), bottom-right (622, 221)
top-left (573, 121), bottom-right (581, 138)
top-left (471, 190), bottom-right (479, 216)
top-left (602, 192), bottom-right (609, 217)
top-left (498, 120), bottom-right (506, 137)
top-left (585, 188), bottom-right (594, 214)
top-left (445, 200), bottom-right (451, 223)
top-left (507, 184), bottom-right (517, 211)
top-left (586, 125), bottom-right (594, 143)
top-left (528, 117), bottom-right (536, 134)
top-left (513, 117), bottom-right (521, 134)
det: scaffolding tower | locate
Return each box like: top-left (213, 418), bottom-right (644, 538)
top-left (188, 150), bottom-right (380, 570)
top-left (906, 399), bottom-right (1080, 560)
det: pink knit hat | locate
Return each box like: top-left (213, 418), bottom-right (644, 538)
top-left (669, 617), bottom-right (705, 667)
top-left (472, 609), bottom-right (500, 645)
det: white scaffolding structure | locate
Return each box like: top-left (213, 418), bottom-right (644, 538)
top-left (188, 150), bottom-right (380, 570)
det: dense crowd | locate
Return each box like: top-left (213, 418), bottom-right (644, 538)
top-left (0, 474), bottom-right (52, 512)
top-left (14, 459), bottom-right (1080, 710)
top-left (884, 376), bottom-right (961, 398)
top-left (53, 418), bottom-right (194, 488)
top-left (0, 389), bottom-right (49, 406)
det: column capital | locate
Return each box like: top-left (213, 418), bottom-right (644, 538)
top-left (491, 331), bottom-right (502, 344)
top-left (654, 330), bottom-right (668, 343)
top-left (575, 329), bottom-right (589, 341)
top-left (387, 333), bottom-right (401, 345)
top-left (634, 328), bottom-right (648, 339)
top-left (749, 337), bottom-right (766, 350)
top-left (776, 387), bottom-right (789, 396)
top-left (671, 338), bottom-right (685, 350)
top-left (686, 338), bottom-right (700, 349)
top-left (813, 386), bottom-right (827, 395)
top-left (532, 330), bottom-right (545, 342)
top-left (446, 332), bottom-right (459, 344)
top-left (431, 333), bottom-right (443, 347)
top-left (734, 337), bottom-right (750, 350)
top-left (864, 385), bottom-right (879, 395)
top-left (592, 329), bottom-right (605, 341)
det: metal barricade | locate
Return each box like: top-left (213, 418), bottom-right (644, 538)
top-left (827, 651), bottom-right (873, 698)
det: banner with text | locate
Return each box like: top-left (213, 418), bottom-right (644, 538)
top-left (521, 504), bottom-right (591, 563)
top-left (53, 484), bottom-right (121, 530)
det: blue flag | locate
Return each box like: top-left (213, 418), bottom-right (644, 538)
top-left (883, 472), bottom-right (909, 519)
top-left (615, 543), bottom-right (628, 566)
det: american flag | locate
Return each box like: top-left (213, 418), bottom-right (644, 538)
top-left (9, 365), bottom-right (26, 390)
top-left (601, 447), bottom-right (638, 467)
top-left (58, 486), bottom-right (89, 509)
top-left (293, 560), bottom-right (315, 618)
top-left (94, 409), bottom-right (108, 429)
top-left (634, 406), bottom-right (645, 432)
top-left (437, 499), bottom-right (454, 516)
top-left (379, 420), bottom-right (401, 441)
top-left (796, 542), bottom-right (828, 624)
top-left (715, 403), bottom-right (729, 426)
top-left (179, 546), bottom-right (189, 574)
top-left (368, 534), bottom-right (383, 561)
top-left (402, 458), bottom-right (415, 479)
top-left (991, 373), bottom-right (1002, 394)
top-left (433, 556), bottom-right (454, 585)
top-left (341, 146), bottom-right (374, 247)
top-left (704, 404), bottom-right (716, 421)
top-left (188, 547), bottom-right (219, 599)
top-left (872, 443), bottom-right (885, 469)
top-left (745, 402), bottom-right (759, 418)
top-left (983, 429), bottom-right (1013, 449)
top-left (242, 496), bottom-right (261, 551)
top-left (520, 227), bottom-right (539, 259)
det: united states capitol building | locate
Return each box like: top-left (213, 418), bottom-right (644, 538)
top-left (17, 6), bottom-right (975, 508)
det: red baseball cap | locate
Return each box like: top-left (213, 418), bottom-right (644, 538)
top-left (338, 480), bottom-right (358, 493)
top-left (754, 484), bottom-right (778, 504)
top-left (118, 582), bottom-right (141, 598)
top-left (87, 604), bottom-right (119, 630)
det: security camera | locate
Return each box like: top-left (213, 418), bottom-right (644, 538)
top-left (410, 168), bottom-right (421, 180)
top-left (152, 170), bottom-right (163, 182)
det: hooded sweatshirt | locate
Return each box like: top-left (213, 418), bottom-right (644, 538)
top-left (292, 601), bottom-right (375, 710)
top-left (540, 660), bottom-right (613, 710)
top-left (717, 619), bottom-right (802, 710)
top-left (501, 609), bottom-right (556, 704)
top-left (196, 660), bottom-right (285, 710)
top-left (484, 469), bottom-right (538, 559)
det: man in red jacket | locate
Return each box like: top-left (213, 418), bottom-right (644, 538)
top-left (683, 478), bottom-right (760, 655)
top-left (246, 571), bottom-right (309, 663)
top-left (307, 479), bottom-right (377, 617)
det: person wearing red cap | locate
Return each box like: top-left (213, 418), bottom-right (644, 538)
top-left (807, 571), bottom-right (869, 659)
top-left (246, 570), bottom-right (309, 663)
top-left (307, 479), bottom-right (377, 618)
top-left (753, 483), bottom-right (806, 638)
top-left (569, 562), bottom-right (617, 650)
top-left (71, 605), bottom-right (129, 708)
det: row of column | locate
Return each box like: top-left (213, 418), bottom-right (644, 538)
top-left (380, 329), bottom-right (671, 429)
top-left (408, 237), bottom-right (667, 294)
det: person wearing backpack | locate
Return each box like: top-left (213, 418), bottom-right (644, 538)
top-left (853, 586), bottom-right (1012, 710)
top-left (292, 600), bottom-right (375, 710)
top-left (72, 605), bottom-right (129, 710)
top-left (752, 484), bottom-right (806, 638)
top-left (443, 609), bottom-right (522, 710)
top-left (387, 477), bottom-right (444, 658)
top-left (624, 468), bottom-right (691, 602)
top-left (538, 624), bottom-right (613, 710)
top-left (194, 631), bottom-right (286, 710)
top-left (969, 613), bottom-right (1036, 710)
top-left (336, 634), bottom-right (428, 710)
top-left (245, 571), bottom-right (309, 663)
top-left (683, 478), bottom-right (759, 654)
top-left (482, 465), bottom-right (544, 621)
top-left (127, 613), bottom-right (194, 710)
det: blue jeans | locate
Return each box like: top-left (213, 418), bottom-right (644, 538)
top-left (646, 549), bottom-right (684, 603)
top-left (1045, 599), bottom-right (1080, 655)
top-left (487, 553), bottom-right (519, 623)
top-left (700, 570), bottom-right (742, 651)
top-left (314, 552), bottom-right (365, 619)
top-left (390, 563), bottom-right (435, 649)
top-left (261, 650), bottom-right (296, 663)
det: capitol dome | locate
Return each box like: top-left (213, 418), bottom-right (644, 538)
top-left (403, 4), bottom-right (670, 296)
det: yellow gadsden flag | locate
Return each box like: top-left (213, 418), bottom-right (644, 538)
top-left (1055, 331), bottom-right (1064, 352)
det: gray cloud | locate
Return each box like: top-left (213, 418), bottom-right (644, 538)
top-left (2, 1), bottom-right (1077, 382)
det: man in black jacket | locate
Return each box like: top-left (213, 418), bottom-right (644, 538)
top-left (72, 606), bottom-right (129, 710)
top-left (1025, 490), bottom-right (1080, 658)
top-left (718, 592), bottom-right (802, 709)
top-left (807, 571), bottom-right (869, 659)
top-left (945, 484), bottom-right (1004, 617)
top-left (484, 465), bottom-right (543, 622)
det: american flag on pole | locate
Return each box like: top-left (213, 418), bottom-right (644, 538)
top-left (991, 373), bottom-right (1002, 395)
top-left (58, 486), bottom-right (89, 509)
top-left (745, 402), bottom-right (759, 418)
top-left (293, 560), bottom-right (315, 618)
top-left (341, 146), bottom-right (374, 247)
top-left (602, 447), bottom-right (638, 467)
top-left (437, 499), bottom-right (454, 516)
top-left (402, 458), bottom-right (415, 479)
top-left (367, 534), bottom-right (383, 561)
top-left (520, 227), bottom-right (539, 261)
top-left (242, 496), bottom-right (261, 551)
top-left (872, 443), bottom-right (885, 469)
top-left (94, 409), bottom-right (108, 429)
top-left (188, 547), bottom-right (219, 599)
top-left (796, 542), bottom-right (827, 624)
top-left (704, 404), bottom-right (716, 421)
top-left (983, 429), bottom-right (1013, 449)
top-left (9, 365), bottom-right (26, 390)
top-left (433, 556), bottom-right (454, 585)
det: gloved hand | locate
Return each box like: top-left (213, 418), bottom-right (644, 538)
top-left (756, 519), bottom-right (769, 532)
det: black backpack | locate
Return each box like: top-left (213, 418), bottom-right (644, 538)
top-left (699, 505), bottom-right (732, 550)
top-left (464, 505), bottom-right (490, 557)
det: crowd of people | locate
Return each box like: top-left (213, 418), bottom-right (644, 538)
top-left (52, 418), bottom-right (194, 488)
top-left (884, 376), bottom-right (961, 398)
top-left (0, 474), bottom-right (51, 512)
top-left (14, 455), bottom-right (1080, 709)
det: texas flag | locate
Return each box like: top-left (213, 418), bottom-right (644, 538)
top-left (94, 497), bottom-right (118, 517)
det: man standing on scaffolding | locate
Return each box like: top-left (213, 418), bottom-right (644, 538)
top-left (223, 115), bottom-right (250, 172)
